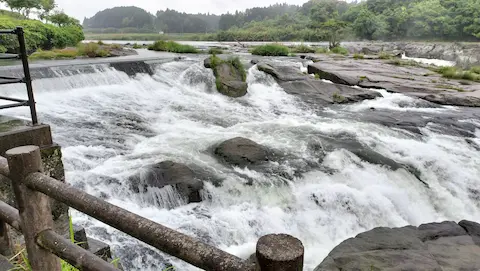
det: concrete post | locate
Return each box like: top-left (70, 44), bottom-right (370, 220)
top-left (6, 145), bottom-right (61, 271)
top-left (256, 234), bottom-right (304, 271)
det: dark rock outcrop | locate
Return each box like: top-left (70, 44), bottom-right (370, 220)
top-left (204, 57), bottom-right (248, 97)
top-left (315, 220), bottom-right (480, 271)
top-left (307, 58), bottom-right (480, 107)
top-left (110, 61), bottom-right (153, 76)
top-left (129, 161), bottom-right (203, 203)
top-left (256, 61), bottom-right (381, 106)
top-left (214, 137), bottom-right (269, 167)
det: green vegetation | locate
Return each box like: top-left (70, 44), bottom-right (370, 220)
top-left (147, 40), bottom-right (198, 53)
top-left (330, 46), bottom-right (349, 55)
top-left (332, 92), bottom-right (347, 103)
top-left (132, 43), bottom-right (145, 49)
top-left (30, 42), bottom-right (123, 59)
top-left (353, 53), bottom-right (364, 59)
top-left (316, 47), bottom-right (329, 54)
top-left (435, 66), bottom-right (480, 82)
top-left (435, 84), bottom-right (467, 92)
top-left (386, 59), bottom-right (420, 67)
top-left (208, 47), bottom-right (224, 55)
top-left (314, 73), bottom-right (320, 79)
top-left (83, 0), bottom-right (480, 42)
top-left (251, 44), bottom-right (289, 56)
top-left (291, 44), bottom-right (315, 53)
top-left (378, 52), bottom-right (392, 59)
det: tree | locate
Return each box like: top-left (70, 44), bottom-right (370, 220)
top-left (48, 12), bottom-right (80, 27)
top-left (322, 18), bottom-right (348, 48)
top-left (353, 9), bottom-right (389, 40)
top-left (39, 0), bottom-right (56, 22)
top-left (3, 0), bottom-right (40, 17)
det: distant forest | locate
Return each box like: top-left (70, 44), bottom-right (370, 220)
top-left (83, 0), bottom-right (480, 41)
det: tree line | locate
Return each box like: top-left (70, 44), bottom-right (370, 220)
top-left (84, 0), bottom-right (480, 41)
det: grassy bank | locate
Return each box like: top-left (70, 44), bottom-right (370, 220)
top-left (29, 42), bottom-right (123, 60)
top-left (147, 40), bottom-right (198, 53)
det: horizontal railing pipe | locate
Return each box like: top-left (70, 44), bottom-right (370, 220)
top-left (37, 229), bottom-right (119, 271)
top-left (0, 201), bottom-right (21, 232)
top-left (0, 101), bottom-right (28, 110)
top-left (0, 96), bottom-right (28, 103)
top-left (25, 172), bottom-right (255, 271)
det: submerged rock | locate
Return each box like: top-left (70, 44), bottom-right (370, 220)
top-left (315, 220), bottom-right (480, 271)
top-left (214, 137), bottom-right (269, 167)
top-left (129, 161), bottom-right (203, 203)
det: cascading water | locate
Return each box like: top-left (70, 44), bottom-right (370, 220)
top-left (0, 57), bottom-right (479, 270)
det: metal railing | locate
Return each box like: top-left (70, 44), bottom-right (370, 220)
top-left (0, 145), bottom-right (305, 271)
top-left (0, 27), bottom-right (38, 125)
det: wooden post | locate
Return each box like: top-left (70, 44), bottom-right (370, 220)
top-left (0, 221), bottom-right (12, 256)
top-left (6, 145), bottom-right (61, 271)
top-left (256, 234), bottom-right (304, 271)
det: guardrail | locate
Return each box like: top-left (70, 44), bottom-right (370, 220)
top-left (0, 145), bottom-right (305, 271)
top-left (0, 27), bottom-right (38, 125)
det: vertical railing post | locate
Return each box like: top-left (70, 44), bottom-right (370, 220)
top-left (16, 27), bottom-right (38, 125)
top-left (6, 145), bottom-right (60, 271)
top-left (256, 234), bottom-right (304, 271)
top-left (0, 221), bottom-right (12, 256)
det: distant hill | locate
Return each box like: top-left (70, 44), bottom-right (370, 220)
top-left (83, 6), bottom-right (155, 30)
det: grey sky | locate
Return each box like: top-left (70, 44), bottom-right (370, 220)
top-left (56, 0), bottom-right (310, 21)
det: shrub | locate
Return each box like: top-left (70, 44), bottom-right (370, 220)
top-left (314, 74), bottom-right (320, 79)
top-left (148, 40), bottom-right (198, 53)
top-left (291, 44), bottom-right (315, 53)
top-left (78, 42), bottom-right (100, 57)
top-left (97, 40), bottom-right (105, 45)
top-left (434, 66), bottom-right (480, 82)
top-left (353, 53), bottom-right (364, 59)
top-left (331, 46), bottom-right (348, 55)
top-left (332, 92), bottom-right (346, 103)
top-left (470, 66), bottom-right (480, 74)
top-left (251, 44), bottom-right (289, 56)
top-left (378, 52), bottom-right (392, 59)
top-left (110, 44), bottom-right (123, 50)
top-left (30, 48), bottom-right (79, 60)
top-left (316, 47), bottom-right (329, 54)
top-left (132, 43), bottom-right (143, 49)
top-left (208, 47), bottom-right (224, 54)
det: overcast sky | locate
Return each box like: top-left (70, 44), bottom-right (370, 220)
top-left (55, 0), bottom-right (311, 20)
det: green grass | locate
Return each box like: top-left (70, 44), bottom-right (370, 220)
top-left (210, 55), bottom-right (246, 91)
top-left (291, 44), bottom-right (315, 53)
top-left (435, 66), bottom-right (480, 82)
top-left (379, 52), bottom-right (392, 59)
top-left (314, 73), bottom-right (320, 79)
top-left (208, 47), bottom-right (224, 55)
top-left (332, 92), bottom-right (347, 103)
top-left (353, 53), bottom-right (364, 59)
top-left (30, 42), bottom-right (124, 60)
top-left (250, 44), bottom-right (289, 56)
top-left (148, 40), bottom-right (198, 53)
top-left (386, 59), bottom-right (420, 67)
top-left (330, 46), bottom-right (349, 55)
top-left (316, 47), bottom-right (329, 54)
top-left (435, 84), bottom-right (467, 92)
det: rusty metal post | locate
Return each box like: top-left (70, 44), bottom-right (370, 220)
top-left (256, 234), bottom-right (304, 271)
top-left (6, 145), bottom-right (60, 271)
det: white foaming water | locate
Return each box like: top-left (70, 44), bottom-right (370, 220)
top-left (401, 53), bottom-right (455, 67)
top-left (0, 60), bottom-right (479, 270)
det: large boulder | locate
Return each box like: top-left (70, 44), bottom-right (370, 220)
top-left (257, 62), bottom-right (307, 81)
top-left (204, 57), bottom-right (248, 97)
top-left (129, 161), bottom-right (203, 203)
top-left (314, 220), bottom-right (480, 271)
top-left (214, 137), bottom-right (269, 167)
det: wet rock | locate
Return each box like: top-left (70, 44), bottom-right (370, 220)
top-left (108, 47), bottom-right (138, 57)
top-left (204, 57), bottom-right (248, 98)
top-left (129, 161), bottom-right (204, 203)
top-left (214, 137), bottom-right (269, 167)
top-left (307, 58), bottom-right (480, 107)
top-left (110, 61), bottom-right (153, 76)
top-left (315, 220), bottom-right (480, 271)
top-left (251, 59), bottom-right (259, 65)
top-left (257, 62), bottom-right (307, 81)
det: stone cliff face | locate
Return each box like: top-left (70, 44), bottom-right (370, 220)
top-left (315, 220), bottom-right (480, 271)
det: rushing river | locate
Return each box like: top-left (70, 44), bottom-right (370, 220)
top-left (0, 56), bottom-right (479, 270)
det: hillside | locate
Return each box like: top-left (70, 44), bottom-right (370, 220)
top-left (84, 0), bottom-right (480, 42)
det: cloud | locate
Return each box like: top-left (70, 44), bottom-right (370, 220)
top-left (55, 0), bottom-right (309, 20)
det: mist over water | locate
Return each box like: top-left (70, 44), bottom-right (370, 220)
top-left (0, 58), bottom-right (479, 270)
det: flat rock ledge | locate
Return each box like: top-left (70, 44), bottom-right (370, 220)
top-left (315, 220), bottom-right (480, 271)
